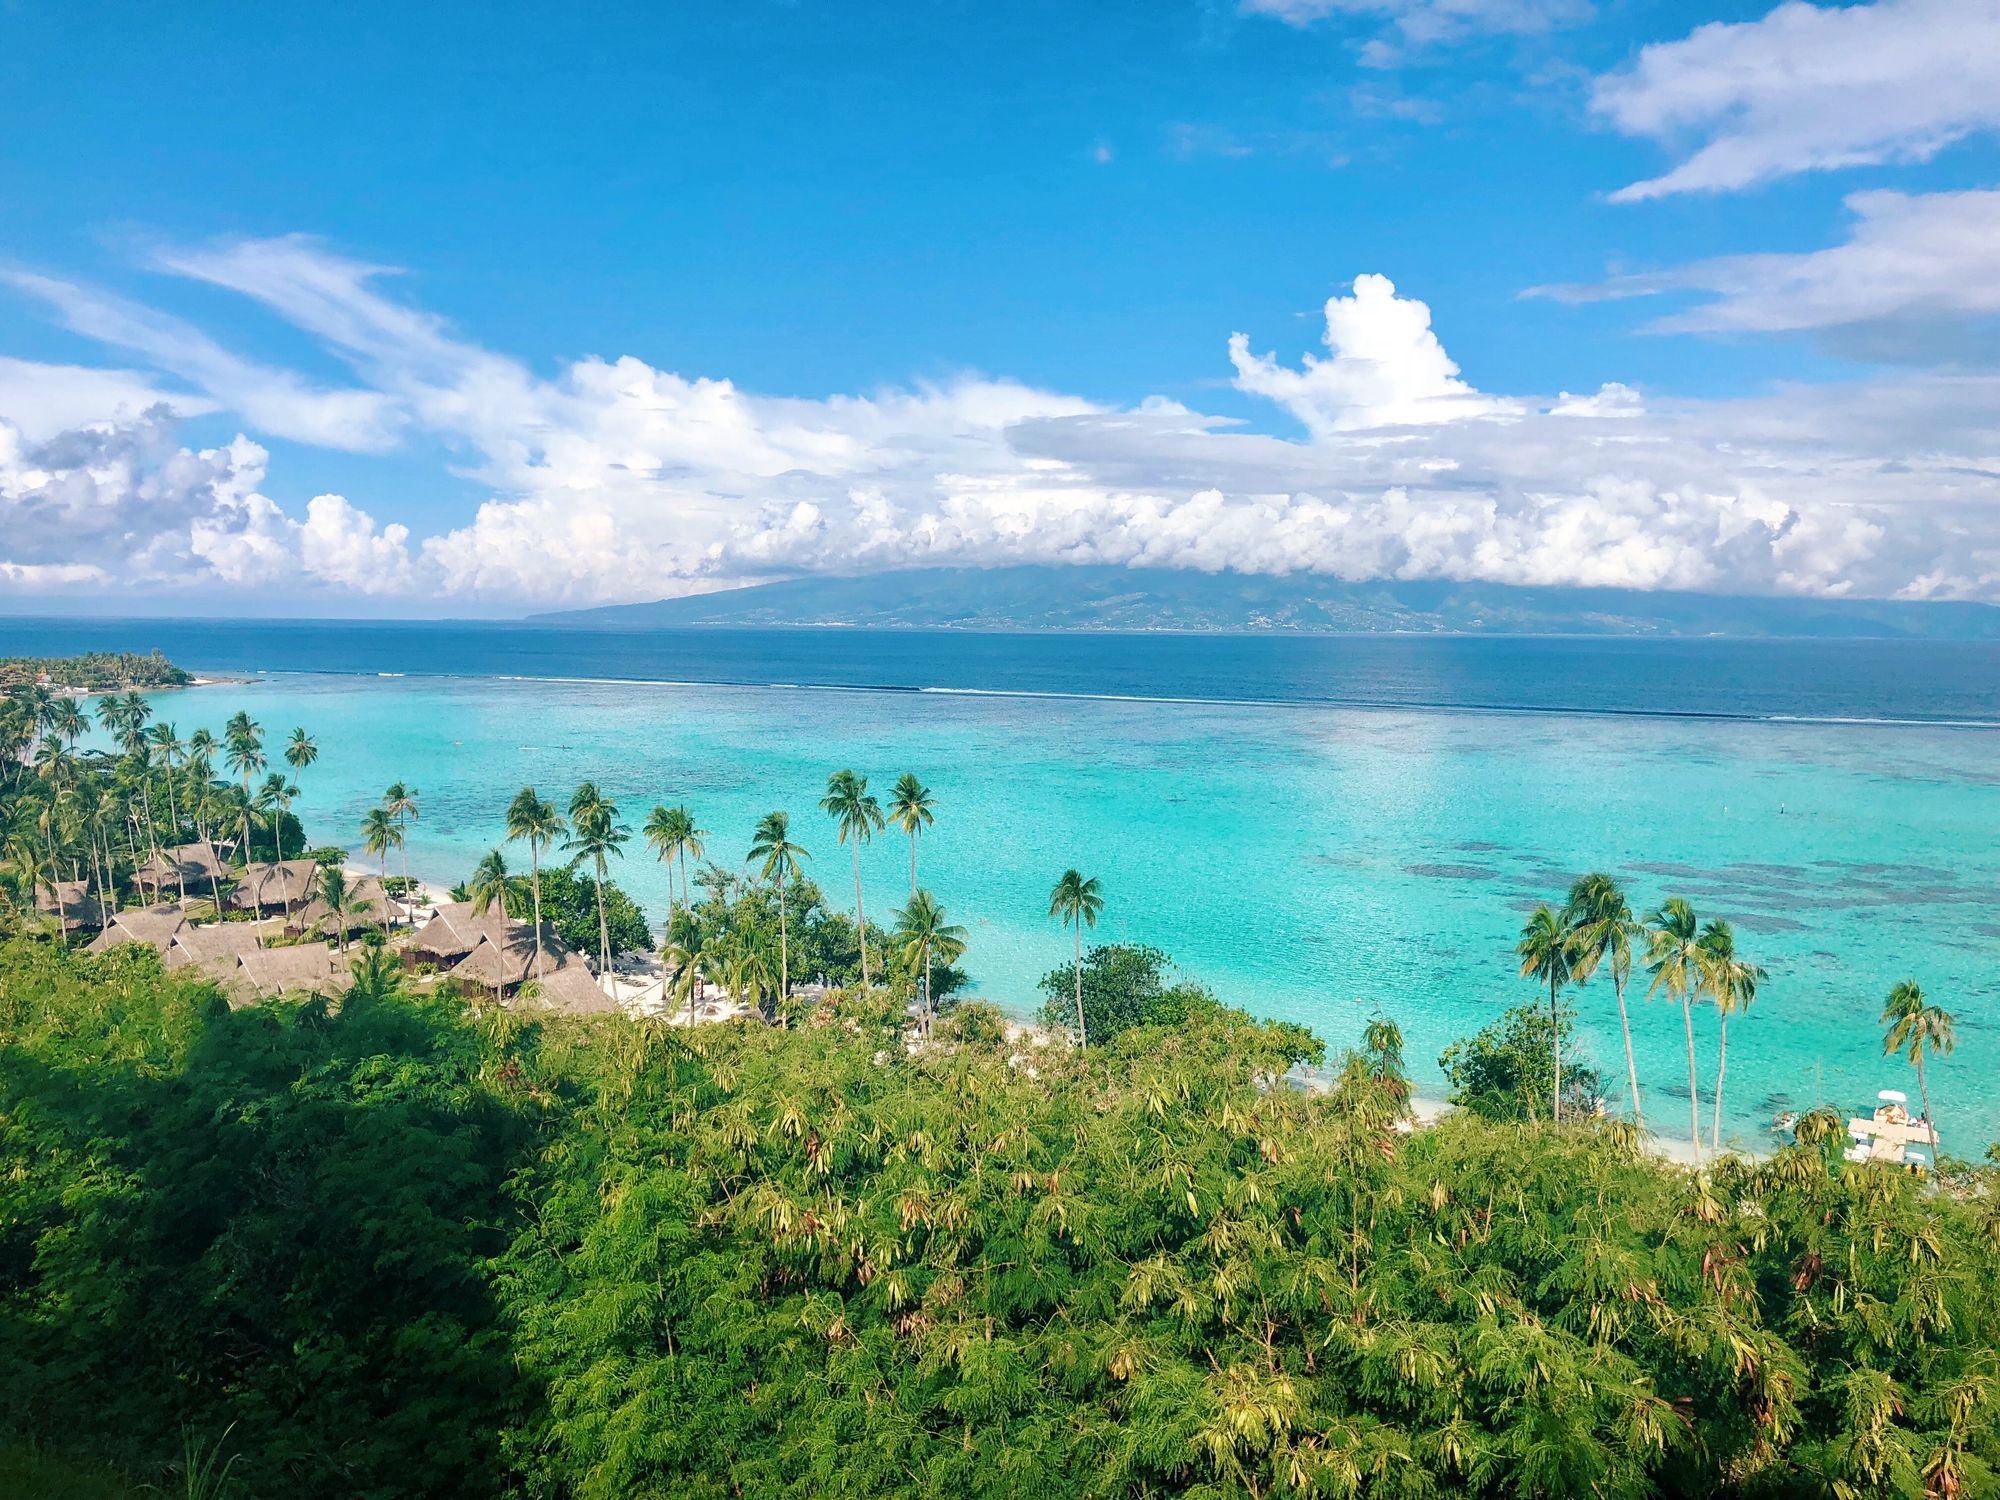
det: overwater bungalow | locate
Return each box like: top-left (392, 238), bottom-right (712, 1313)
top-left (84, 903), bottom-right (189, 957)
top-left (35, 878), bottom-right (106, 934)
top-left (228, 859), bottom-right (322, 916)
top-left (131, 841), bottom-right (228, 901)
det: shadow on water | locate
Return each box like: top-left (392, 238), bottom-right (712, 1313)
top-left (0, 973), bottom-right (548, 1498)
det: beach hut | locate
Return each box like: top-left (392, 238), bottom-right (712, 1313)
top-left (227, 859), bottom-right (322, 915)
top-left (235, 943), bottom-right (352, 1000)
top-left (132, 841), bottom-right (228, 901)
top-left (84, 903), bottom-right (189, 957)
top-left (406, 901), bottom-right (496, 965)
top-left (447, 920), bottom-right (575, 996)
top-left (164, 922), bottom-right (265, 985)
top-left (35, 878), bottom-right (107, 934)
top-left (518, 958), bottom-right (619, 1016)
top-left (290, 872), bottom-right (390, 940)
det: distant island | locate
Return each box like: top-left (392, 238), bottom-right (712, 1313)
top-left (0, 649), bottom-right (194, 693)
top-left (531, 566), bottom-right (2000, 640)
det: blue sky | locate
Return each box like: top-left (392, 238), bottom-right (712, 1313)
top-left (3, 0), bottom-right (1999, 614)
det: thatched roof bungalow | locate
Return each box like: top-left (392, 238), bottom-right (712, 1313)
top-left (84, 904), bottom-right (188, 956)
top-left (291, 873), bottom-right (390, 937)
top-left (227, 859), bottom-right (321, 914)
top-left (406, 901), bottom-right (495, 964)
top-left (236, 944), bottom-right (353, 1000)
top-left (36, 878), bottom-right (107, 933)
top-left (164, 922), bottom-right (265, 984)
top-left (132, 841), bottom-right (228, 897)
top-left (448, 921), bottom-right (574, 994)
top-left (517, 959), bottom-right (618, 1016)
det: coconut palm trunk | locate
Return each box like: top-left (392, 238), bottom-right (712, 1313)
top-left (529, 836), bottom-right (545, 981)
top-left (1711, 1014), bottom-right (1731, 1152)
top-left (1549, 971), bottom-right (1563, 1125)
top-left (851, 843), bottom-right (870, 990)
top-left (1916, 1052), bottom-right (1938, 1158)
top-left (593, 858), bottom-right (611, 975)
top-left (1681, 998), bottom-right (1702, 1166)
top-left (777, 881), bottom-right (789, 1000)
top-left (1072, 918), bottom-right (1086, 1049)
top-left (1614, 971), bottom-right (1644, 1132)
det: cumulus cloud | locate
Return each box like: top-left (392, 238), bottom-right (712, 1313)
top-left (6, 239), bottom-right (2000, 609)
top-left (1529, 188), bottom-right (2000, 349)
top-left (1593, 0), bottom-right (2000, 200)
top-left (1229, 274), bottom-right (1518, 435)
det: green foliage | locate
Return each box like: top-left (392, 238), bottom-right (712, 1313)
top-left (1036, 942), bottom-right (1223, 1044)
top-left (5, 936), bottom-right (2000, 1499)
top-left (0, 650), bottom-right (192, 692)
top-left (1439, 998), bottom-right (1603, 1122)
top-left (532, 862), bottom-right (650, 956)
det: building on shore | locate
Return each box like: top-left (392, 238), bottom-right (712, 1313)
top-left (35, 878), bottom-right (106, 934)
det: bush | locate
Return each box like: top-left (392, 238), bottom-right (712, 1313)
top-left (1036, 942), bottom-right (1217, 1043)
top-left (1438, 997), bottom-right (1602, 1122)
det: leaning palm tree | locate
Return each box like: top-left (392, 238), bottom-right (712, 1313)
top-left (505, 786), bottom-right (565, 981)
top-left (887, 773), bottom-right (935, 901)
top-left (820, 770), bottom-right (885, 990)
top-left (564, 791), bottom-right (630, 977)
top-left (1882, 979), bottom-right (1956, 1159)
top-left (1698, 919), bottom-right (1764, 1153)
top-left (1047, 868), bottom-right (1103, 1049)
top-left (1646, 898), bottom-right (1706, 1165)
top-left (360, 807), bottom-right (402, 941)
top-left (895, 888), bottom-right (967, 1039)
top-left (1516, 904), bottom-right (1576, 1124)
top-left (1565, 873), bottom-right (1643, 1131)
top-left (256, 773), bottom-right (301, 926)
top-left (748, 810), bottom-right (810, 1001)
top-left (148, 722), bottom-right (186, 846)
top-left (382, 782), bottom-right (419, 923)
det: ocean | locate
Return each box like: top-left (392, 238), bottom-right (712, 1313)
top-left (9, 617), bottom-right (1999, 1150)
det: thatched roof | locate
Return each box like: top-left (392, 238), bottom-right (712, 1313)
top-left (133, 841), bottom-right (227, 886)
top-left (408, 901), bottom-right (492, 959)
top-left (447, 920), bottom-right (573, 992)
top-left (292, 873), bottom-right (389, 934)
top-left (164, 922), bottom-right (264, 976)
top-left (518, 958), bottom-right (617, 1016)
top-left (236, 943), bottom-right (350, 998)
top-left (84, 904), bottom-right (188, 955)
top-left (227, 859), bottom-right (321, 911)
top-left (36, 880), bottom-right (106, 931)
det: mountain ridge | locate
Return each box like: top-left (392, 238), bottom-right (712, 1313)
top-left (529, 567), bottom-right (2000, 640)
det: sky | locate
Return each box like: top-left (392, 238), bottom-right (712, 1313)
top-left (3, 0), bottom-right (1999, 617)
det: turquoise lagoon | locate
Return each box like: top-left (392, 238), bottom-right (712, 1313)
top-left (116, 658), bottom-right (2000, 1153)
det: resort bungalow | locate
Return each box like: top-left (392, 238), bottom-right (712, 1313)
top-left (132, 841), bottom-right (228, 902)
top-left (36, 878), bottom-right (106, 934)
top-left (405, 901), bottom-right (513, 965)
top-left (84, 903), bottom-right (189, 957)
top-left (228, 859), bottom-right (323, 916)
top-left (448, 921), bottom-right (579, 993)
top-left (164, 922), bottom-right (265, 985)
top-left (518, 960), bottom-right (618, 1015)
top-left (290, 873), bottom-right (390, 941)
top-left (234, 944), bottom-right (354, 1001)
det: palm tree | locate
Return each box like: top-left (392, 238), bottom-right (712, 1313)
top-left (382, 782), bottom-right (419, 925)
top-left (186, 728), bottom-right (217, 842)
top-left (284, 729), bottom-right (317, 870)
top-left (468, 848), bottom-right (524, 918)
top-left (360, 807), bottom-right (402, 940)
top-left (643, 804), bottom-right (689, 927)
top-left (820, 770), bottom-right (885, 990)
top-left (1881, 980), bottom-right (1956, 1159)
top-left (223, 711), bottom-right (264, 866)
top-left (666, 927), bottom-right (714, 1028)
top-left (748, 810), bottom-right (809, 1001)
top-left (505, 787), bottom-right (566, 981)
top-left (1047, 869), bottom-right (1103, 1049)
top-left (564, 786), bottom-right (630, 977)
top-left (1699, 919), bottom-right (1764, 1152)
top-left (1516, 904), bottom-right (1576, 1124)
top-left (1646, 898), bottom-right (1706, 1166)
top-left (895, 888), bottom-right (967, 1039)
top-left (887, 773), bottom-right (935, 901)
top-left (720, 938), bottom-right (776, 1020)
top-left (256, 773), bottom-right (301, 925)
top-left (314, 865), bottom-right (361, 953)
top-left (1565, 873), bottom-right (1643, 1131)
top-left (148, 722), bottom-right (186, 846)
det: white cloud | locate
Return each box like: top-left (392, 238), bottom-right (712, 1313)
top-left (0, 356), bottom-right (211, 442)
top-left (1530, 187), bottom-right (2000, 343)
top-left (1593, 0), bottom-right (2000, 200)
top-left (1241, 0), bottom-right (1588, 44)
top-left (7, 238), bottom-right (2000, 609)
top-left (1229, 274), bottom-right (1518, 435)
